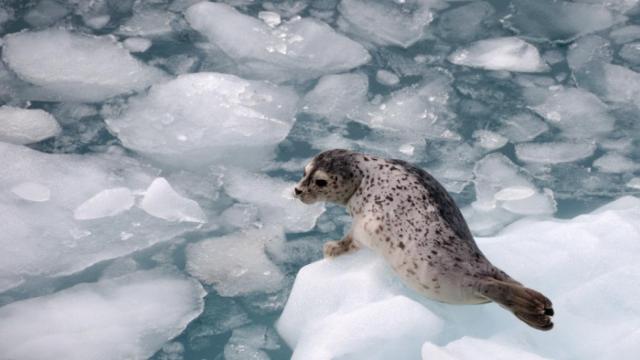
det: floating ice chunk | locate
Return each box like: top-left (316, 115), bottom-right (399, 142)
top-left (473, 153), bottom-right (555, 215)
top-left (376, 69), bottom-right (400, 86)
top-left (527, 87), bottom-right (615, 139)
top-left (106, 72), bottom-right (298, 169)
top-left (619, 42), bottom-right (640, 65)
top-left (472, 130), bottom-right (508, 150)
top-left (503, 0), bottom-right (625, 43)
top-left (0, 7), bottom-right (10, 28)
top-left (186, 227), bottom-right (286, 297)
top-left (627, 177), bottom-right (640, 189)
top-left (585, 63), bottom-right (640, 105)
top-left (223, 169), bottom-right (325, 232)
top-left (224, 325), bottom-right (280, 360)
top-left (277, 251), bottom-right (443, 360)
top-left (10, 182), bottom-right (50, 202)
top-left (140, 178), bottom-right (206, 223)
top-left (494, 186), bottom-right (536, 201)
top-left (24, 0), bottom-right (69, 27)
top-left (2, 29), bottom-right (166, 102)
top-left (575, 0), bottom-right (640, 13)
top-left (258, 11), bottom-right (281, 27)
top-left (116, 9), bottom-right (177, 37)
top-left (0, 106), bottom-right (61, 144)
top-left (448, 37), bottom-right (549, 73)
top-left (84, 15), bottom-right (110, 29)
top-left (399, 144), bottom-right (415, 156)
top-left (566, 35), bottom-right (612, 71)
top-left (123, 37), bottom-right (152, 53)
top-left (337, 0), bottom-right (435, 48)
top-left (593, 153), bottom-right (640, 173)
top-left (497, 112), bottom-right (549, 143)
top-left (185, 2), bottom-right (370, 83)
top-left (74, 188), bottom-right (135, 220)
top-left (461, 205), bottom-right (520, 236)
top-left (609, 25), bottom-right (640, 44)
top-left (0, 143), bottom-right (199, 293)
top-left (436, 1), bottom-right (495, 42)
top-left (422, 337), bottom-right (550, 360)
top-left (0, 269), bottom-right (205, 360)
top-left (301, 73), bottom-right (369, 123)
top-left (515, 141), bottom-right (596, 164)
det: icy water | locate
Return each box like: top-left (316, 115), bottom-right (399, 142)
top-left (0, 0), bottom-right (640, 359)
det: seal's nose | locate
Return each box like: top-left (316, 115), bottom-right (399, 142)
top-left (294, 187), bottom-right (302, 196)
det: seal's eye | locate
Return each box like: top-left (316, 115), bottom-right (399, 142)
top-left (315, 179), bottom-right (327, 187)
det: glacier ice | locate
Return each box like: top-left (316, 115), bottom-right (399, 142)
top-left (337, 0), bottom-right (436, 48)
top-left (448, 37), bottom-right (549, 73)
top-left (0, 106), bottom-right (61, 144)
top-left (0, 268), bottom-right (205, 360)
top-left (185, 1), bottom-right (370, 83)
top-left (106, 72), bottom-right (298, 169)
top-left (186, 227), bottom-right (286, 297)
top-left (278, 197), bottom-right (640, 360)
top-left (0, 142), bottom-right (200, 292)
top-left (2, 29), bottom-right (167, 102)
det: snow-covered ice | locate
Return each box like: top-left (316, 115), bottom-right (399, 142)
top-left (106, 72), bottom-right (298, 169)
top-left (448, 37), bottom-right (549, 73)
top-left (0, 268), bottom-right (205, 360)
top-left (185, 2), bottom-right (370, 83)
top-left (279, 197), bottom-right (640, 360)
top-left (2, 29), bottom-right (167, 102)
top-left (0, 106), bottom-right (61, 144)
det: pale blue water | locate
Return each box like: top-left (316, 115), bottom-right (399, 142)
top-left (1, 0), bottom-right (640, 359)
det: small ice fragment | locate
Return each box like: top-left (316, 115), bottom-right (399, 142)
top-left (116, 9), bottom-right (176, 37)
top-left (259, 11), bottom-right (281, 27)
top-left (619, 42), bottom-right (640, 65)
top-left (627, 177), bottom-right (640, 189)
top-left (494, 186), bottom-right (536, 201)
top-left (74, 188), bottom-right (135, 220)
top-left (448, 37), bottom-right (549, 73)
top-left (186, 227), bottom-right (285, 296)
top-left (376, 70), bottom-right (400, 86)
top-left (84, 15), bottom-right (110, 29)
top-left (515, 142), bottom-right (596, 164)
top-left (0, 106), bottom-right (61, 145)
top-left (11, 182), bottom-right (51, 202)
top-left (24, 0), bottom-right (69, 27)
top-left (593, 153), bottom-right (640, 173)
top-left (123, 37), bottom-right (152, 53)
top-left (139, 178), bottom-right (206, 223)
top-left (609, 25), bottom-right (640, 44)
top-left (472, 130), bottom-right (508, 150)
top-left (399, 144), bottom-right (415, 156)
top-left (498, 112), bottom-right (549, 143)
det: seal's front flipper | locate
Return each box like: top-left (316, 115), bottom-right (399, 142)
top-left (323, 234), bottom-right (359, 258)
top-left (477, 278), bottom-right (554, 331)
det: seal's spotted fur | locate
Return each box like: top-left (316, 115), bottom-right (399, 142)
top-left (295, 149), bottom-right (554, 331)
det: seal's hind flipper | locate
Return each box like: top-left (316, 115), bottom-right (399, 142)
top-left (477, 278), bottom-right (554, 331)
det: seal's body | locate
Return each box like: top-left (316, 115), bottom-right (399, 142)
top-left (294, 149), bottom-right (554, 330)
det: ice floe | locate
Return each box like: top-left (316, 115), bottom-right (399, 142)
top-left (185, 2), bottom-right (370, 83)
top-left (515, 141), bottom-right (596, 164)
top-left (2, 29), bottom-right (167, 102)
top-left (106, 72), bottom-right (298, 169)
top-left (0, 268), bottom-right (205, 360)
top-left (0, 106), bottom-right (61, 144)
top-left (448, 37), bottom-right (548, 73)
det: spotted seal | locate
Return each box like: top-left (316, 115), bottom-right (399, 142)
top-left (294, 149), bottom-right (554, 330)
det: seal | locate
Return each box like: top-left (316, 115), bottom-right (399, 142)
top-left (294, 149), bottom-right (554, 331)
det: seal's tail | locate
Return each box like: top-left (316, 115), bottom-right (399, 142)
top-left (477, 278), bottom-right (554, 331)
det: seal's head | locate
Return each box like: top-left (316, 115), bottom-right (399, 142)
top-left (294, 149), bottom-right (362, 205)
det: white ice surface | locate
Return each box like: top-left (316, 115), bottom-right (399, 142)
top-left (301, 72), bottom-right (369, 124)
top-left (337, 0), bottom-right (436, 48)
top-left (106, 72), bottom-right (298, 169)
top-left (278, 197), bottom-right (640, 360)
top-left (449, 37), bottom-right (548, 73)
top-left (0, 268), bottom-right (205, 360)
top-left (0, 142), bottom-right (200, 293)
top-left (0, 106), bottom-right (61, 144)
top-left (185, 2), bottom-right (370, 83)
top-left (186, 227), bottom-right (286, 297)
top-left (2, 29), bottom-right (167, 102)
top-left (139, 177), bottom-right (206, 223)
